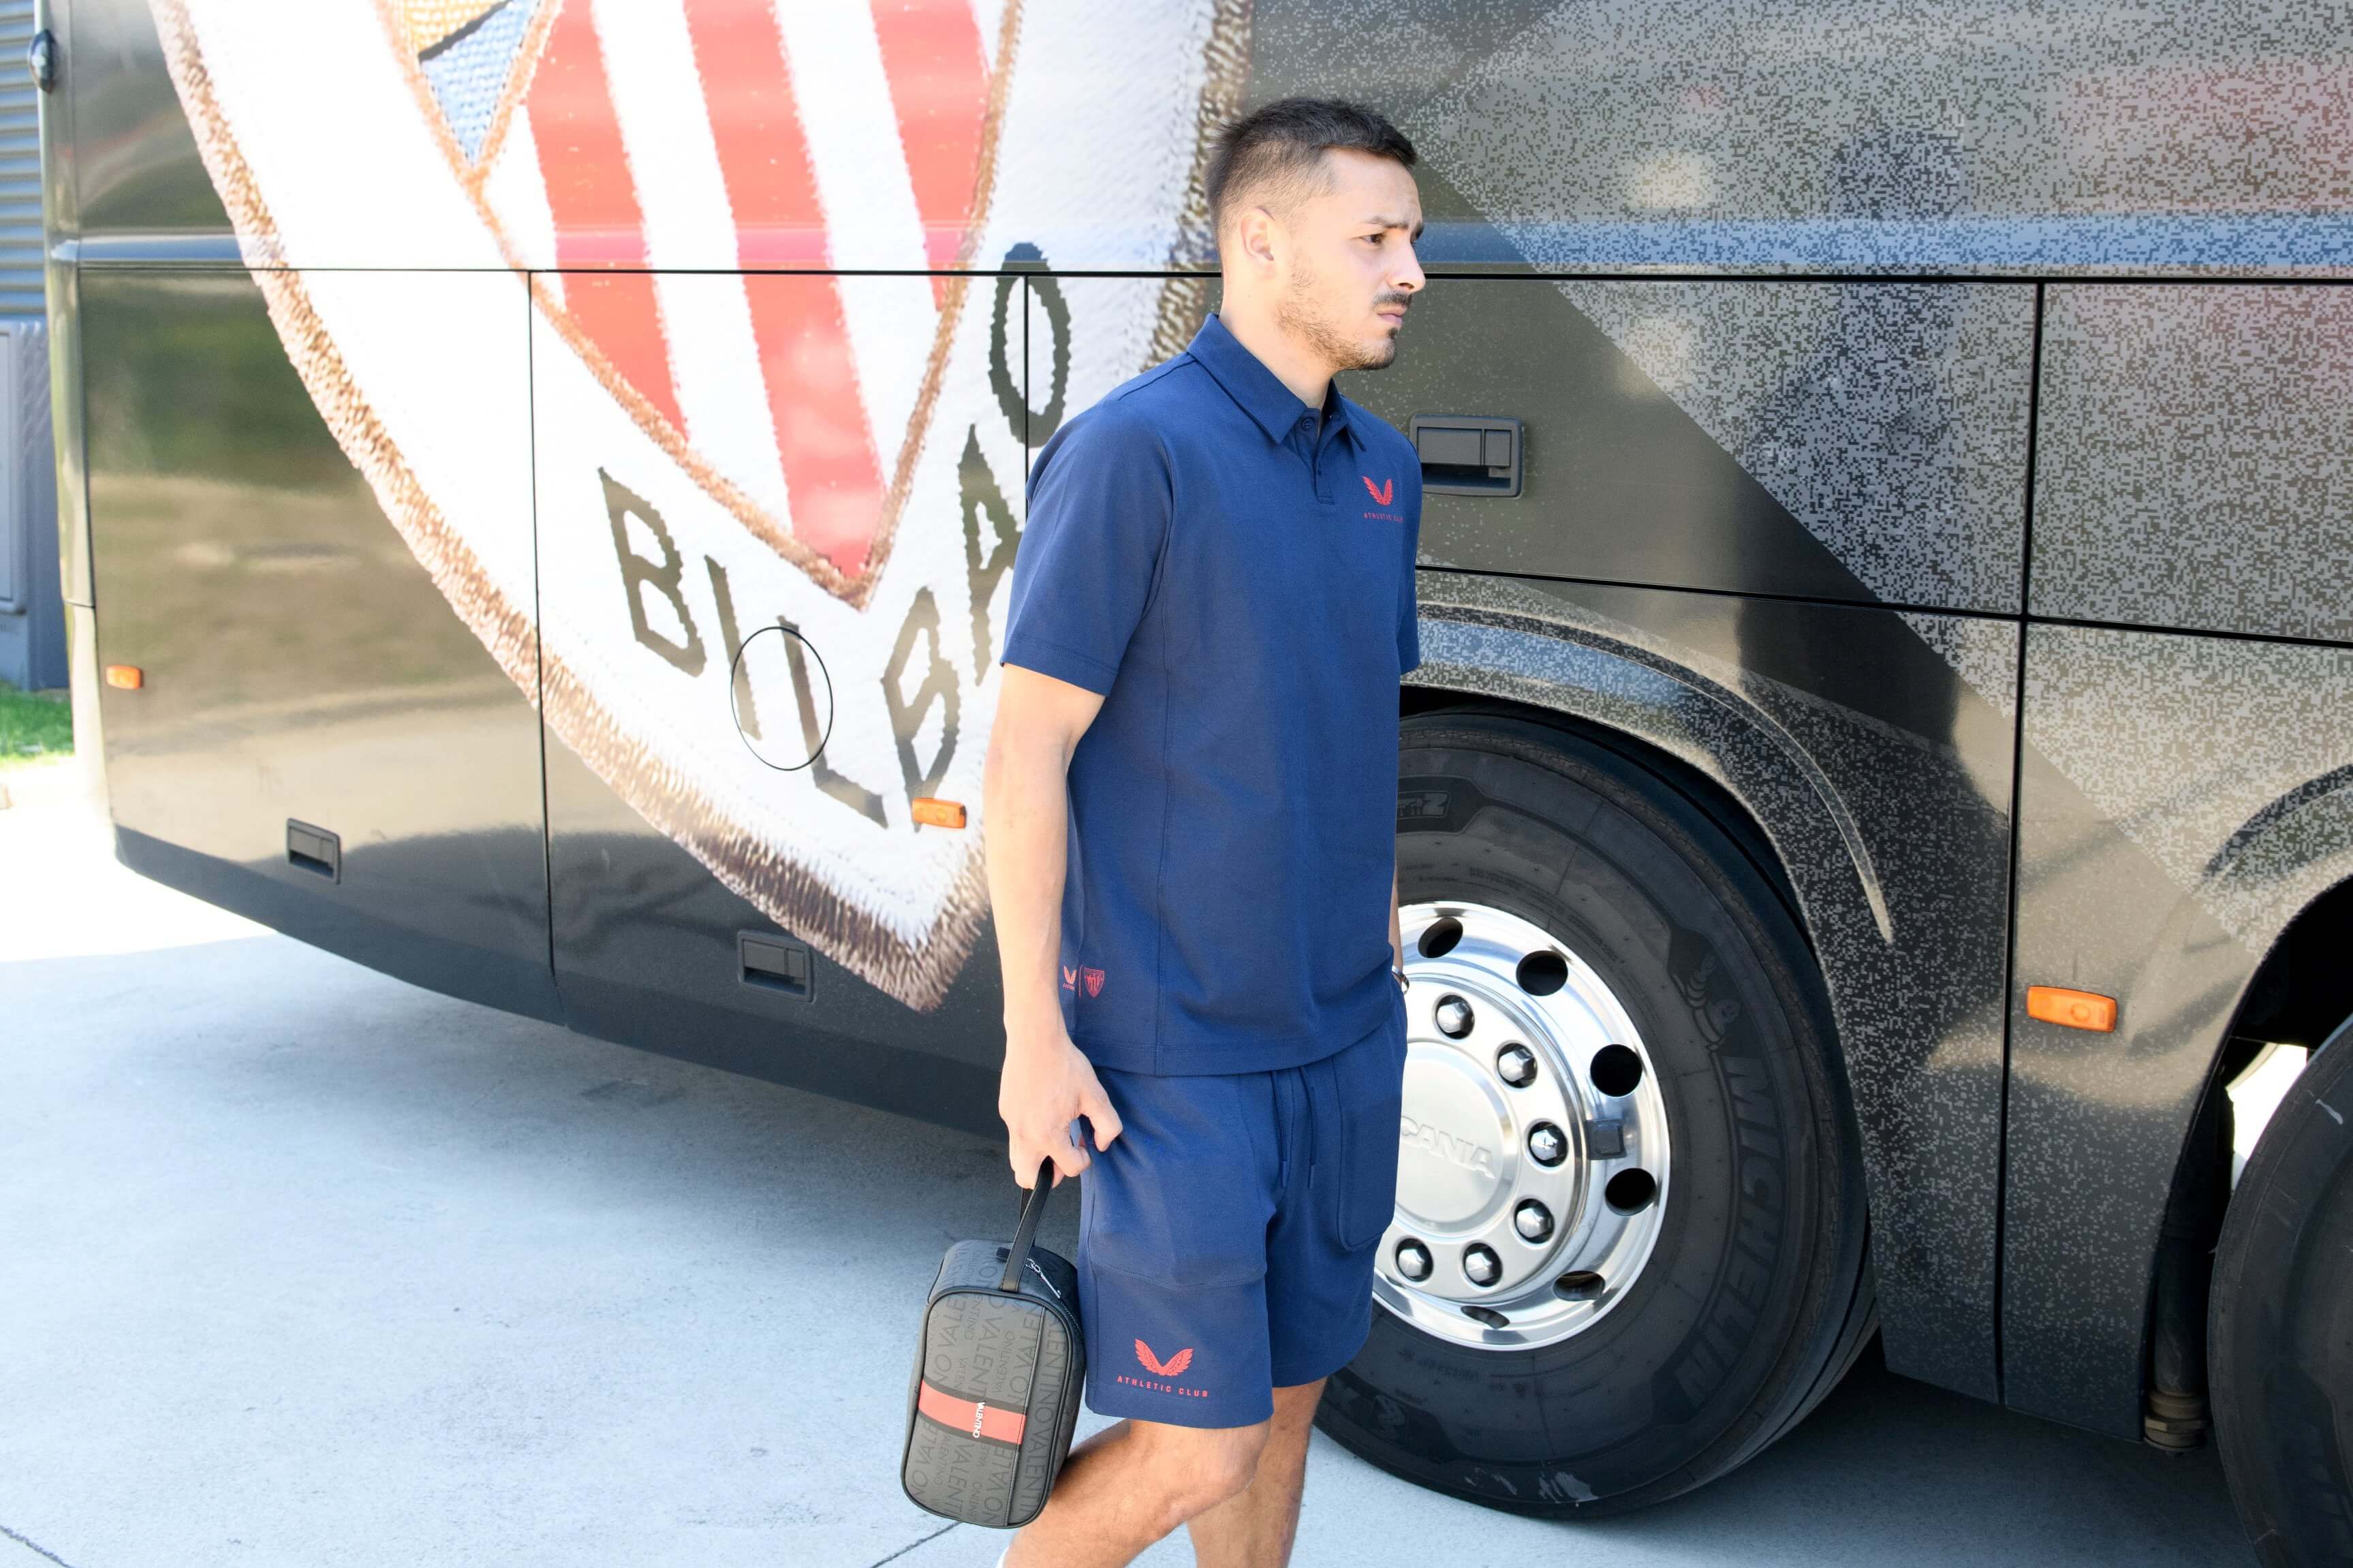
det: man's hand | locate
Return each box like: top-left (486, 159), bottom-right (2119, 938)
top-left (999, 1024), bottom-right (1125, 1187)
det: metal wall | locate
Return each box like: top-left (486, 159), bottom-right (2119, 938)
top-left (0, 0), bottom-right (57, 691)
top-left (0, 317), bottom-right (60, 691)
top-left (0, 0), bottom-right (44, 311)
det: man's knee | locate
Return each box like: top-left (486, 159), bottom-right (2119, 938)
top-left (1137, 1419), bottom-right (1272, 1527)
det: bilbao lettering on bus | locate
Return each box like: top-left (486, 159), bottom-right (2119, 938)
top-left (596, 262), bottom-right (1072, 830)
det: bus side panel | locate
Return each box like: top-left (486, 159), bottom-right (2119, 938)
top-left (540, 738), bottom-right (1006, 1134)
top-left (64, 0), bottom-right (234, 255)
top-left (2030, 285), bottom-right (2353, 644)
top-left (1407, 571), bottom-right (2018, 1403)
top-left (2004, 285), bottom-right (2353, 1434)
top-left (1345, 271), bottom-right (2034, 1398)
top-left (1251, 0), bottom-right (2353, 278)
top-left (527, 267), bottom-right (1056, 1123)
top-left (1345, 274), bottom-right (2035, 614)
top-left (1995, 287), bottom-right (2353, 1431)
top-left (2007, 627), bottom-right (2353, 1435)
top-left (84, 267), bottom-right (558, 1020)
top-left (65, 0), bottom-right (2353, 279)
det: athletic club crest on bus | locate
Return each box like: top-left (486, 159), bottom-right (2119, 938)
top-left (149, 0), bottom-right (1245, 1009)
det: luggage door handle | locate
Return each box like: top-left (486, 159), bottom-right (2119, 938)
top-left (1410, 414), bottom-right (1522, 497)
top-left (738, 931), bottom-right (813, 999)
top-left (287, 819), bottom-right (340, 881)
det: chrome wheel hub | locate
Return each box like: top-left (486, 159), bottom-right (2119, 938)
top-left (1375, 901), bottom-right (1671, 1349)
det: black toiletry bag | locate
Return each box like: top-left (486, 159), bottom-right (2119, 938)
top-left (901, 1161), bottom-right (1085, 1528)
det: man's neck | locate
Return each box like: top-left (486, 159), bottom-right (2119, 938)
top-left (1215, 298), bottom-right (1335, 410)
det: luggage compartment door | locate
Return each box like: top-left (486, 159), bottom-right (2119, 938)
top-left (528, 270), bottom-right (1048, 1127)
top-left (84, 267), bottom-right (557, 1019)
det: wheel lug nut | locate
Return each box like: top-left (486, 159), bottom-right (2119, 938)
top-left (1435, 996), bottom-right (1474, 1038)
top-left (1463, 1244), bottom-right (1501, 1287)
top-left (1496, 1044), bottom-right (1536, 1086)
top-left (1527, 1122), bottom-right (1567, 1166)
top-left (1514, 1200), bottom-right (1554, 1242)
top-left (1394, 1239), bottom-right (1432, 1282)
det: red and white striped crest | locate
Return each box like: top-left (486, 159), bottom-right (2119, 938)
top-left (503, 0), bottom-right (1008, 591)
top-left (153, 0), bottom-right (1242, 1008)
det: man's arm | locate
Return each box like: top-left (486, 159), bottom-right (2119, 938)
top-left (984, 663), bottom-right (1126, 1187)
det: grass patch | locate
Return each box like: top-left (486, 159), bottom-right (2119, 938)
top-left (0, 680), bottom-right (72, 768)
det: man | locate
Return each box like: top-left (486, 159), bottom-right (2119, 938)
top-left (980, 99), bottom-right (1426, 1567)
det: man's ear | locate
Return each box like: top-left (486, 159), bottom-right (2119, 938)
top-left (1233, 204), bottom-right (1281, 274)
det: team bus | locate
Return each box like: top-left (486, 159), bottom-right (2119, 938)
top-left (32, 0), bottom-right (2353, 1556)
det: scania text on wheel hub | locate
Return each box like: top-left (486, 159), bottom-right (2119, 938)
top-left (1378, 900), bottom-right (1668, 1349)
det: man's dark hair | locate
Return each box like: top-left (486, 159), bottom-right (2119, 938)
top-left (1204, 97), bottom-right (1417, 236)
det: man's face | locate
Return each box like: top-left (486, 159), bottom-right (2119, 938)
top-left (1268, 148), bottom-right (1426, 373)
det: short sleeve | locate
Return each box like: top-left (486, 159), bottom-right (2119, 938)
top-left (1397, 456), bottom-right (1422, 675)
top-left (999, 405), bottom-right (1172, 696)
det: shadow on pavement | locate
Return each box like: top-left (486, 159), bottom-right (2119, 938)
top-left (0, 928), bottom-right (2252, 1568)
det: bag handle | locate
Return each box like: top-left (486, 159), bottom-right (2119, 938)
top-left (999, 1158), bottom-right (1057, 1293)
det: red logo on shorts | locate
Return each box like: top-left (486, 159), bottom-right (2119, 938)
top-left (1081, 966), bottom-right (1104, 997)
top-left (1061, 965), bottom-right (1077, 991)
top-left (1134, 1340), bottom-right (1194, 1379)
top-left (1361, 474), bottom-right (1394, 506)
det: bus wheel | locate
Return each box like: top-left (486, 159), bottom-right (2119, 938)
top-left (1318, 712), bottom-right (1875, 1516)
top-left (2210, 1014), bottom-right (2353, 1567)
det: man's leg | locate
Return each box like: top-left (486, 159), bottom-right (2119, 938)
top-left (1003, 1413), bottom-right (1271, 1568)
top-left (1183, 1377), bottom-right (1324, 1568)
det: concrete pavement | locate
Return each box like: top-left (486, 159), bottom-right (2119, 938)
top-left (0, 760), bottom-right (2255, 1567)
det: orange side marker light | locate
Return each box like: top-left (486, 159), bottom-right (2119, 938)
top-left (911, 797), bottom-right (966, 829)
top-left (104, 664), bottom-right (144, 690)
top-left (2027, 984), bottom-right (2117, 1033)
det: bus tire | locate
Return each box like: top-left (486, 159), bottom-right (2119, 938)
top-left (2210, 1014), bottom-right (2353, 1567)
top-left (1316, 710), bottom-right (1874, 1516)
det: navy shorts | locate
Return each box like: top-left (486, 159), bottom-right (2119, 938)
top-left (1074, 998), bottom-right (1407, 1430)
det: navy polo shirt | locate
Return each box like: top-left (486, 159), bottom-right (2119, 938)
top-left (999, 313), bottom-right (1422, 1077)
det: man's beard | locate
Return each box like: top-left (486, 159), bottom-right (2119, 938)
top-left (1275, 265), bottom-right (1410, 372)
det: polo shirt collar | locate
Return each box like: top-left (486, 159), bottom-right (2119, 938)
top-left (1189, 312), bottom-right (1354, 450)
